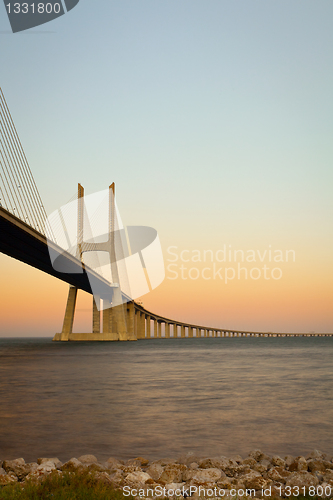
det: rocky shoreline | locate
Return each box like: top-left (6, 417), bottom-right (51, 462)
top-left (1, 450), bottom-right (333, 498)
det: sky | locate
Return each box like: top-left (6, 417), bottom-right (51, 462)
top-left (0, 0), bottom-right (332, 336)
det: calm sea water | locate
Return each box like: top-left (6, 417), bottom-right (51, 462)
top-left (0, 337), bottom-right (332, 463)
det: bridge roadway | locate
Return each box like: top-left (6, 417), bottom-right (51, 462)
top-left (1, 206), bottom-right (332, 340)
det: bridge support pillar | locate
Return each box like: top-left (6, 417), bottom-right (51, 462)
top-left (189, 326), bottom-right (193, 338)
top-left (181, 325), bottom-right (185, 338)
top-left (157, 321), bottom-right (161, 338)
top-left (165, 322), bottom-right (170, 338)
top-left (154, 319), bottom-right (158, 338)
top-left (126, 302), bottom-right (136, 340)
top-left (93, 295), bottom-right (100, 334)
top-left (146, 315), bottom-right (151, 338)
top-left (174, 324), bottom-right (178, 338)
top-left (60, 286), bottom-right (77, 341)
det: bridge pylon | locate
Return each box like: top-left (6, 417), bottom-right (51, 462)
top-left (53, 183), bottom-right (136, 342)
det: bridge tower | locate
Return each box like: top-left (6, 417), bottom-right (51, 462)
top-left (57, 183), bottom-right (136, 342)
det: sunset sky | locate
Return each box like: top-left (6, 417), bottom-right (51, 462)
top-left (0, 0), bottom-right (332, 335)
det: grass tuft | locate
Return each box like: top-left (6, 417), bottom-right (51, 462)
top-left (0, 469), bottom-right (130, 500)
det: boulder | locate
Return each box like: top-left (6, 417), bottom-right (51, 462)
top-left (306, 450), bottom-right (325, 460)
top-left (61, 458), bottom-right (83, 471)
top-left (0, 472), bottom-right (18, 486)
top-left (159, 464), bottom-right (186, 484)
top-left (285, 455), bottom-right (295, 467)
top-left (78, 454), bottom-right (98, 464)
top-left (37, 457), bottom-right (62, 468)
top-left (286, 471), bottom-right (319, 488)
top-left (108, 470), bottom-right (124, 487)
top-left (126, 459), bottom-right (142, 467)
top-left (146, 463), bottom-right (164, 481)
top-left (271, 456), bottom-right (286, 468)
top-left (24, 461), bottom-right (56, 482)
top-left (199, 457), bottom-right (241, 476)
top-left (216, 477), bottom-right (233, 489)
top-left (288, 456), bottom-right (308, 472)
top-left (307, 459), bottom-right (327, 473)
top-left (243, 457), bottom-right (257, 467)
top-left (249, 450), bottom-right (270, 462)
top-left (178, 452), bottom-right (201, 466)
top-left (164, 483), bottom-right (186, 496)
top-left (125, 471), bottom-right (151, 485)
top-left (192, 468), bottom-right (222, 484)
top-left (0, 468), bottom-right (6, 476)
top-left (323, 470), bottom-right (333, 486)
top-left (122, 465), bottom-right (142, 474)
top-left (267, 466), bottom-right (291, 483)
top-left (2, 459), bottom-right (38, 480)
top-left (253, 462), bottom-right (268, 473)
top-left (105, 457), bottom-right (123, 470)
top-left (134, 457), bottom-right (150, 467)
top-left (242, 470), bottom-right (270, 490)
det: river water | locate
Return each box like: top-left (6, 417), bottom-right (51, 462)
top-left (0, 336), bottom-right (332, 463)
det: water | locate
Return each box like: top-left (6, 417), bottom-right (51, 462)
top-left (0, 337), bottom-right (332, 463)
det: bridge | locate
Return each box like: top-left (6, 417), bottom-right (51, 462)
top-left (0, 88), bottom-right (332, 341)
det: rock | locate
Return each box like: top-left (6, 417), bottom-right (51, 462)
top-left (199, 457), bottom-right (241, 476)
top-left (253, 462), bottom-right (268, 473)
top-left (284, 455), bottom-right (295, 467)
top-left (108, 470), bottom-right (124, 487)
top-left (61, 458), bottom-right (83, 471)
top-left (231, 455), bottom-right (244, 464)
top-left (159, 464), bottom-right (186, 484)
top-left (242, 470), bottom-right (270, 490)
top-left (94, 471), bottom-right (114, 485)
top-left (271, 456), bottom-right (286, 468)
top-left (286, 471), bottom-right (320, 488)
top-left (182, 468), bottom-right (195, 481)
top-left (288, 456), bottom-right (308, 472)
top-left (134, 457), bottom-right (150, 467)
top-left (306, 450), bottom-right (325, 460)
top-left (164, 483), bottom-right (186, 496)
top-left (146, 463), bottom-right (164, 481)
top-left (192, 468), bottom-right (222, 483)
top-left (249, 450), bottom-right (270, 462)
top-left (243, 457), bottom-right (257, 467)
top-left (307, 459), bottom-right (327, 473)
top-left (105, 457), bottom-right (123, 470)
top-left (178, 452), bottom-right (200, 466)
top-left (126, 459), bottom-right (142, 467)
top-left (320, 482), bottom-right (332, 497)
top-left (125, 471), bottom-right (151, 485)
top-left (323, 470), bottom-right (333, 486)
top-left (2, 459), bottom-right (38, 480)
top-left (77, 454), bottom-right (98, 464)
top-left (24, 461), bottom-right (56, 482)
top-left (85, 463), bottom-right (109, 473)
top-left (0, 468), bottom-right (6, 475)
top-left (267, 466), bottom-right (291, 483)
top-left (189, 462), bottom-right (199, 469)
top-left (153, 458), bottom-right (177, 467)
top-left (0, 472), bottom-right (18, 486)
top-left (37, 457), bottom-right (62, 468)
top-left (217, 477), bottom-right (233, 489)
top-left (122, 465), bottom-right (142, 474)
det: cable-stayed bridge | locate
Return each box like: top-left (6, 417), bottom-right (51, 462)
top-left (0, 89), bottom-right (331, 340)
